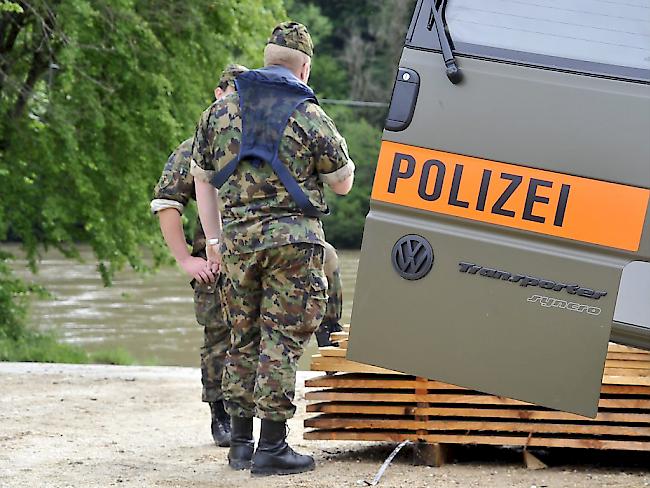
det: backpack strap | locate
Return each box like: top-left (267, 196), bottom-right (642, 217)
top-left (209, 68), bottom-right (329, 218)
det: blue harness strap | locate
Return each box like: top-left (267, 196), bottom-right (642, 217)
top-left (210, 68), bottom-right (328, 218)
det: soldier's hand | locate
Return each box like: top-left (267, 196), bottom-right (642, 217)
top-left (206, 243), bottom-right (221, 274)
top-left (180, 256), bottom-right (216, 284)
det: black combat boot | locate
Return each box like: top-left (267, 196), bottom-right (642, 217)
top-left (315, 320), bottom-right (343, 348)
top-left (228, 417), bottom-right (254, 470)
top-left (209, 401), bottom-right (231, 447)
top-left (251, 419), bottom-right (315, 476)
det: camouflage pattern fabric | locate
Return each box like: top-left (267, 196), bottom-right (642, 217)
top-left (153, 138), bottom-right (206, 260)
top-left (194, 282), bottom-right (230, 402)
top-left (152, 139), bottom-right (230, 402)
top-left (220, 244), bottom-right (327, 420)
top-left (218, 64), bottom-right (248, 90)
top-left (268, 21), bottom-right (314, 57)
top-left (323, 241), bottom-right (342, 324)
top-left (191, 90), bottom-right (353, 256)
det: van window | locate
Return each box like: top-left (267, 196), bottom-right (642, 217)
top-left (446, 0), bottom-right (650, 74)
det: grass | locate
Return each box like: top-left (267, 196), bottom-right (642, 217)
top-left (1, 255), bottom-right (141, 366)
top-left (0, 330), bottom-right (136, 365)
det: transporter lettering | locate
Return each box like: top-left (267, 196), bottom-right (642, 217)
top-left (458, 262), bottom-right (608, 300)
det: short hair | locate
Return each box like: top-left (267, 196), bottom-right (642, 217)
top-left (264, 43), bottom-right (310, 73)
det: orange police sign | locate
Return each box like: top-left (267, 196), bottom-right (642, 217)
top-left (372, 141), bottom-right (650, 252)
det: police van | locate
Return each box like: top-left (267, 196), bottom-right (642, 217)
top-left (347, 0), bottom-right (650, 417)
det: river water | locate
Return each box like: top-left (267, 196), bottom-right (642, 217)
top-left (8, 245), bottom-right (360, 369)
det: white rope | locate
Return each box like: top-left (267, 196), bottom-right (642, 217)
top-left (364, 440), bottom-right (412, 486)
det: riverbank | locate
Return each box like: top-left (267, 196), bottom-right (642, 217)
top-left (0, 363), bottom-right (648, 488)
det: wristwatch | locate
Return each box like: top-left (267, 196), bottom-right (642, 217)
top-left (207, 238), bottom-right (220, 247)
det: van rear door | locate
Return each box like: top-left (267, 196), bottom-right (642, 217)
top-left (347, 0), bottom-right (650, 418)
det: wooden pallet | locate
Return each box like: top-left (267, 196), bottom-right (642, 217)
top-left (305, 328), bottom-right (650, 452)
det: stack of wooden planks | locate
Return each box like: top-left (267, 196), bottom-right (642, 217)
top-left (305, 326), bottom-right (650, 452)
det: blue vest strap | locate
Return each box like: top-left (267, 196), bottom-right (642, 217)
top-left (209, 68), bottom-right (328, 218)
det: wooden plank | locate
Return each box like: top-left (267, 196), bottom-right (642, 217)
top-left (307, 402), bottom-right (420, 416)
top-left (318, 347), bottom-right (347, 358)
top-left (413, 443), bottom-right (449, 467)
top-left (523, 450), bottom-right (547, 470)
top-left (305, 374), bottom-right (416, 389)
top-left (305, 391), bottom-right (650, 409)
top-left (608, 344), bottom-right (649, 354)
top-left (607, 352), bottom-right (650, 361)
top-left (600, 384), bottom-right (650, 394)
top-left (330, 332), bottom-right (349, 342)
top-left (604, 368), bottom-right (650, 377)
top-left (602, 375), bottom-right (650, 386)
top-left (305, 374), bottom-right (650, 394)
top-left (415, 377), bottom-right (429, 442)
top-left (305, 417), bottom-right (650, 436)
top-left (303, 430), bottom-right (650, 451)
top-left (305, 374), bottom-right (650, 395)
top-left (305, 403), bottom-right (650, 423)
top-left (605, 360), bottom-right (650, 370)
top-left (312, 357), bottom-right (650, 386)
top-left (305, 375), bottom-right (466, 390)
top-left (311, 356), bottom-right (400, 374)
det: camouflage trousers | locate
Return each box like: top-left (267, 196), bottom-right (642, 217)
top-left (322, 241), bottom-right (342, 325)
top-left (193, 281), bottom-right (230, 403)
top-left (220, 243), bottom-right (327, 421)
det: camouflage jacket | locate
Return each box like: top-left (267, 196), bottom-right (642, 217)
top-left (190, 67), bottom-right (355, 255)
top-left (151, 138), bottom-right (207, 260)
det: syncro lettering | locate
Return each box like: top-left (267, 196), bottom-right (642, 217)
top-left (527, 295), bottom-right (602, 316)
top-left (372, 142), bottom-right (650, 251)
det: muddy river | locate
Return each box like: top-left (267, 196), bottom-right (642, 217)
top-left (8, 245), bottom-right (360, 368)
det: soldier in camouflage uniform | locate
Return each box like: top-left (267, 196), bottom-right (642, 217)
top-left (151, 64), bottom-right (249, 448)
top-left (192, 22), bottom-right (354, 476)
top-left (317, 241), bottom-right (344, 347)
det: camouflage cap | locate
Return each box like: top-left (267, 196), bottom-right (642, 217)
top-left (268, 21), bottom-right (313, 58)
top-left (218, 63), bottom-right (248, 89)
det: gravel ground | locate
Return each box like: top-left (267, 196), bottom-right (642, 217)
top-left (0, 363), bottom-right (648, 488)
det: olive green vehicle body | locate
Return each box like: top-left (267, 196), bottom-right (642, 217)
top-left (347, 0), bottom-right (650, 418)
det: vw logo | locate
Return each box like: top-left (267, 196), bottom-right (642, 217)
top-left (391, 235), bottom-right (434, 281)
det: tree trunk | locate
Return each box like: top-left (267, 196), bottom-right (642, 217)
top-left (0, 11), bottom-right (28, 96)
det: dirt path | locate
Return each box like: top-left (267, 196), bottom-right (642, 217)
top-left (0, 363), bottom-right (648, 488)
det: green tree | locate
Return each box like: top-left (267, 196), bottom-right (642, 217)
top-left (322, 108), bottom-right (382, 248)
top-left (0, 0), bottom-right (284, 354)
top-left (287, 0), bottom-right (417, 248)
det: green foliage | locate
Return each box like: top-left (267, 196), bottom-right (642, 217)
top-left (0, 251), bottom-right (45, 341)
top-left (87, 347), bottom-right (135, 366)
top-left (0, 0), bottom-right (284, 282)
top-left (322, 109), bottom-right (382, 248)
top-left (0, 1), bottom-right (22, 13)
top-left (0, 332), bottom-right (136, 364)
top-left (0, 332), bottom-right (89, 363)
top-left (286, 0), bottom-right (416, 248)
top-left (0, 0), bottom-right (283, 361)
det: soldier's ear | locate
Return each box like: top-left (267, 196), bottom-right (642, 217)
top-left (214, 87), bottom-right (224, 100)
top-left (299, 60), bottom-right (311, 84)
